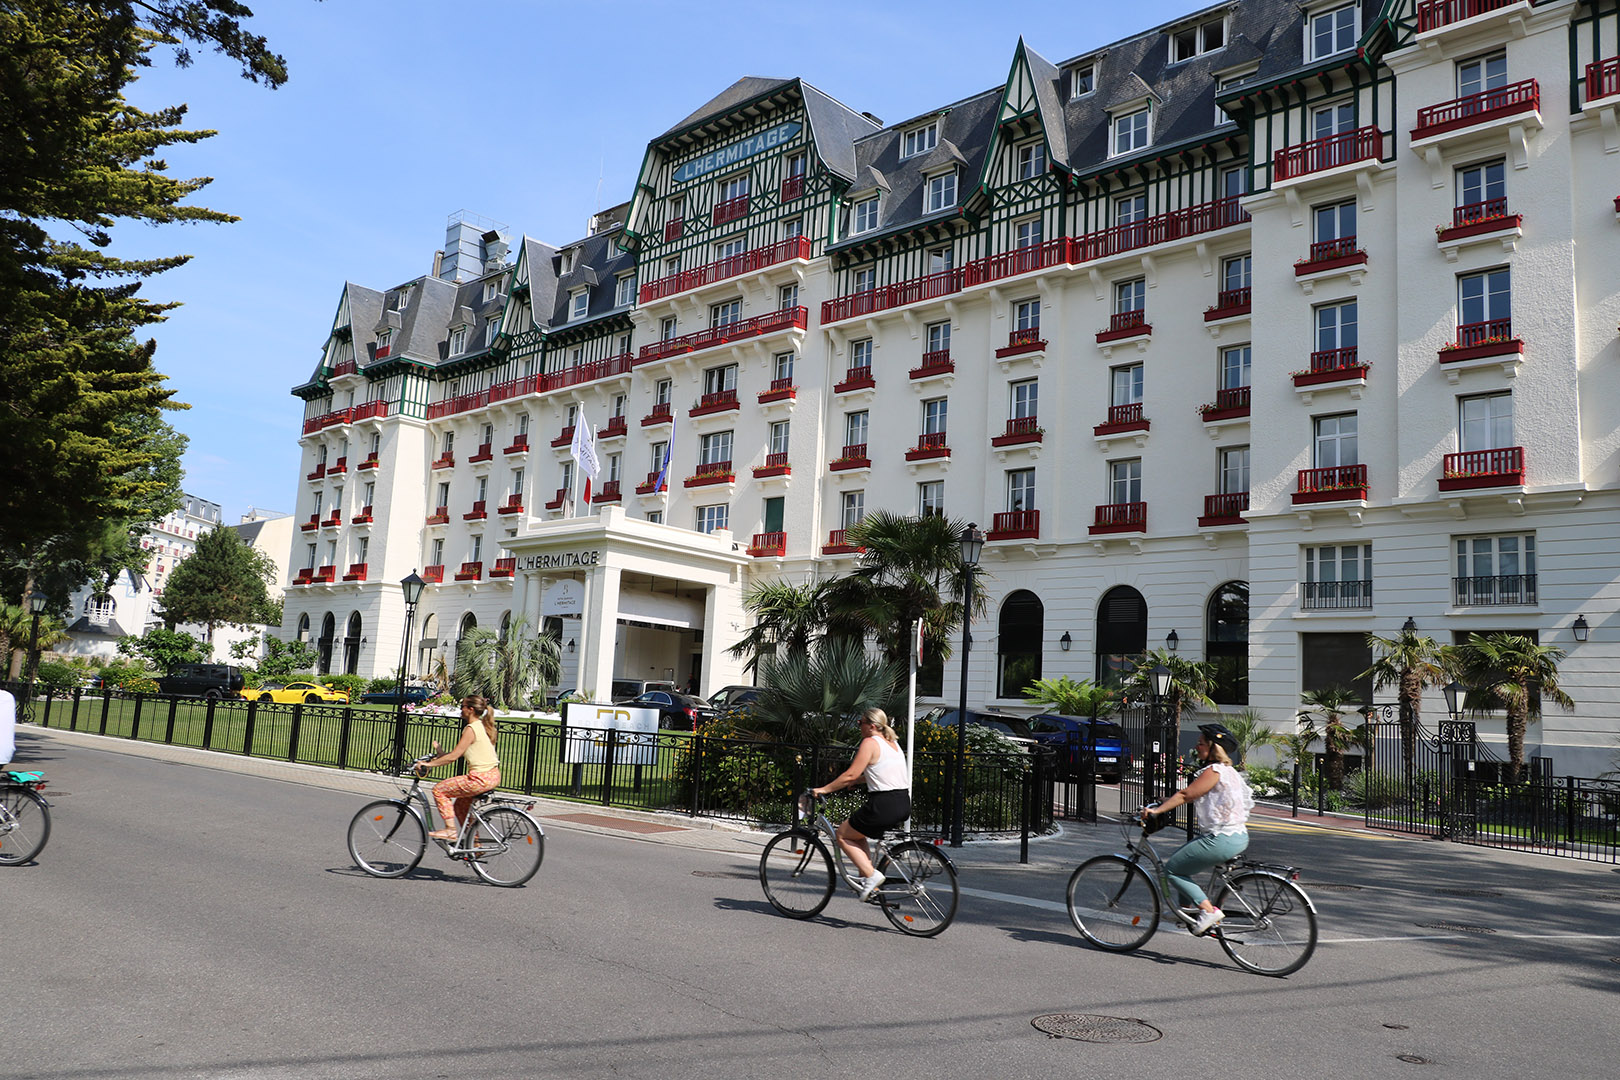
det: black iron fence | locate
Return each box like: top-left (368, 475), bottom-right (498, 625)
top-left (10, 684), bottom-right (1053, 839)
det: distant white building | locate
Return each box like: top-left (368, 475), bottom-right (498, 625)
top-left (211, 508), bottom-right (296, 663)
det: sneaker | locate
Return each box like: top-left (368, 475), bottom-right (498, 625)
top-left (1190, 908), bottom-right (1225, 936)
top-left (857, 871), bottom-right (887, 901)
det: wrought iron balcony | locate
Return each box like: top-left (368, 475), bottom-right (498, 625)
top-left (822, 528), bottom-right (863, 555)
top-left (468, 443), bottom-right (494, 464)
top-left (550, 425), bottom-right (575, 448)
top-left (425, 507), bottom-right (449, 525)
top-left (834, 365), bottom-right (875, 394)
top-left (503, 435), bottom-right (529, 455)
top-left (754, 452), bottom-right (790, 478)
top-left (1418, 0), bottom-right (1526, 33)
top-left (593, 481), bottom-right (622, 503)
top-left (1295, 236), bottom-right (1367, 276)
top-left (759, 377), bottom-right (797, 403)
top-left (830, 444), bottom-right (869, 471)
top-left (910, 349), bottom-right (954, 379)
top-left (431, 454), bottom-right (455, 470)
top-left (1454, 573), bottom-right (1536, 607)
top-left (1294, 348), bottom-right (1366, 387)
top-left (781, 174), bottom-right (805, 201)
top-left (357, 453), bottom-right (380, 470)
top-left (544, 488), bottom-right (567, 510)
top-left (426, 389), bottom-right (490, 421)
top-left (636, 307), bottom-right (807, 365)
top-left (1274, 126), bottom-right (1383, 182)
top-left (536, 354), bottom-right (634, 393)
top-left (1441, 318), bottom-right (1522, 362)
top-left (302, 408), bottom-right (352, 435)
top-left (905, 432), bottom-right (950, 461)
top-left (1588, 56), bottom-right (1620, 102)
top-left (326, 456), bottom-right (348, 475)
top-left (712, 194), bottom-right (750, 225)
top-left (997, 326), bottom-right (1046, 358)
top-left (497, 494), bottom-right (524, 515)
top-left (313, 565), bottom-right (337, 584)
top-left (1438, 198), bottom-right (1521, 242)
top-left (690, 389), bottom-right (740, 417)
top-left (1094, 403), bottom-right (1149, 436)
top-left (641, 403), bottom-right (673, 427)
top-left (1440, 446), bottom-right (1525, 491)
top-left (1301, 579), bottom-right (1373, 610)
top-left (600, 416), bottom-right (628, 439)
top-left (684, 461), bottom-right (734, 487)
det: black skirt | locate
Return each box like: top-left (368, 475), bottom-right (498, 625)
top-left (848, 788), bottom-right (911, 838)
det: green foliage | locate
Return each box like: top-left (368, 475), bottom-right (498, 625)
top-left (256, 636), bottom-right (318, 679)
top-left (1339, 768), bottom-right (1406, 810)
top-left (750, 639), bottom-right (906, 745)
top-left (1298, 684), bottom-right (1362, 791)
top-left (31, 659), bottom-right (83, 693)
top-left (1242, 764), bottom-right (1289, 799)
top-left (1450, 632), bottom-right (1574, 782)
top-left (156, 526), bottom-right (279, 638)
top-left (116, 626), bottom-right (206, 673)
top-left (366, 675), bottom-right (401, 694)
top-left (318, 673), bottom-right (368, 698)
top-left (95, 658), bottom-right (150, 689)
top-left (450, 614), bottom-right (561, 709)
top-left (1021, 675), bottom-right (1117, 718)
top-left (1223, 707), bottom-right (1282, 767)
top-left (1124, 649), bottom-right (1216, 725)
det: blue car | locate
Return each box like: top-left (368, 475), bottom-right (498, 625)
top-left (1025, 714), bottom-right (1134, 783)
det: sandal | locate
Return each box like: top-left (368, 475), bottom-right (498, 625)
top-left (428, 828), bottom-right (458, 841)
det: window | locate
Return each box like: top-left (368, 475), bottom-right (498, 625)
top-left (763, 495), bottom-right (784, 534)
top-left (715, 236), bottom-right (747, 263)
top-left (1222, 254), bottom-right (1252, 293)
top-left (664, 255), bottom-right (680, 277)
top-left (1458, 51), bottom-right (1507, 97)
top-left (611, 393), bottom-right (626, 419)
top-left (469, 535), bottom-right (483, 564)
top-left (1312, 101), bottom-right (1355, 140)
top-left (1014, 299), bottom-right (1040, 332)
top-left (774, 350), bottom-right (795, 382)
top-left (695, 504), bottom-right (729, 534)
top-left (1011, 378), bottom-right (1038, 420)
top-left (316, 444), bottom-right (328, 467)
top-left (769, 420), bottom-right (790, 456)
top-left (1107, 281), bottom-right (1144, 324)
top-left (853, 267), bottom-right (876, 294)
top-left (510, 469), bottom-right (524, 498)
top-left (1314, 413), bottom-right (1358, 468)
top-left (918, 480), bottom-right (944, 518)
top-left (369, 431), bottom-right (381, 454)
top-left (483, 279), bottom-right (500, 304)
top-left (1069, 64), bottom-right (1094, 99)
top-left (841, 490), bottom-right (866, 528)
top-left (1315, 300), bottom-right (1358, 352)
top-left (474, 476), bottom-right (488, 503)
top-left (702, 364), bottom-right (738, 398)
top-left (844, 410), bottom-right (869, 447)
top-left (660, 317), bottom-right (678, 343)
top-left (1301, 632), bottom-right (1373, 699)
top-left (1112, 107), bottom-right (1150, 156)
top-left (1016, 141), bottom-right (1047, 179)
top-left (850, 338), bottom-right (873, 371)
top-left (1111, 364), bottom-right (1144, 407)
top-left (646, 510), bottom-right (663, 525)
top-left (1309, 4), bottom-right (1357, 61)
top-left (615, 273), bottom-right (636, 307)
top-left (782, 216), bottom-right (804, 239)
top-left (1314, 199), bottom-right (1356, 244)
top-left (1220, 344), bottom-right (1251, 390)
top-left (655, 379), bottom-right (672, 406)
top-left (430, 538), bottom-right (444, 567)
top-left (565, 404), bottom-right (578, 427)
top-left (376, 329), bottom-right (392, 352)
top-left (394, 287), bottom-right (409, 311)
top-left (570, 289), bottom-right (589, 321)
top-left (1220, 446), bottom-right (1250, 494)
top-left (922, 397), bottom-right (947, 436)
top-left (363, 481), bottom-right (375, 506)
top-left (570, 347), bottom-right (583, 366)
top-left (1303, 544), bottom-right (1372, 610)
top-left (718, 173), bottom-right (750, 202)
top-left (86, 594), bottom-right (115, 621)
top-left (852, 196), bottom-right (880, 234)
top-left (710, 298), bottom-right (742, 328)
top-left (480, 424), bottom-right (492, 447)
top-left (902, 123), bottom-right (938, 158)
top-left (1014, 217), bottom-right (1043, 249)
top-left (1460, 392), bottom-right (1513, 452)
top-left (1459, 267), bottom-right (1511, 327)
top-left (436, 482), bottom-right (450, 509)
top-left (1220, 163), bottom-right (1248, 198)
top-left (786, 152), bottom-right (807, 178)
top-left (925, 170), bottom-right (957, 213)
top-left (778, 283), bottom-right (799, 310)
top-left (1215, 74), bottom-right (1248, 125)
top-left (560, 249), bottom-right (575, 274)
top-left (649, 442), bottom-right (666, 474)
top-left (1108, 459), bottom-right (1141, 505)
top-left (1457, 159), bottom-right (1506, 210)
top-left (617, 332), bottom-right (632, 356)
top-left (1008, 468), bottom-right (1036, 511)
top-left (449, 327), bottom-right (467, 355)
top-left (1115, 194), bottom-right (1147, 225)
top-left (441, 431), bottom-right (454, 455)
top-left (1455, 533), bottom-right (1535, 606)
top-left (606, 453), bottom-right (621, 483)
top-left (997, 589), bottom-right (1045, 700)
top-left (559, 460), bottom-right (574, 497)
top-left (1171, 15), bottom-right (1225, 62)
top-left (699, 430), bottom-right (732, 465)
top-left (927, 245), bottom-right (954, 273)
top-left (926, 321), bottom-right (950, 355)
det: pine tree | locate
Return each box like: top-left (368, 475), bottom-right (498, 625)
top-left (157, 526), bottom-right (278, 642)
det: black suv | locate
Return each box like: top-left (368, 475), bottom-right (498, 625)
top-left (157, 664), bottom-right (245, 701)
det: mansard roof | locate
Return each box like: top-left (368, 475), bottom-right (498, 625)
top-left (658, 76), bottom-right (798, 139)
top-left (549, 224), bottom-right (638, 331)
top-left (517, 235), bottom-right (561, 333)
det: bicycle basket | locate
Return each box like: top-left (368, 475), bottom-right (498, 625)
top-left (1139, 803), bottom-right (1173, 835)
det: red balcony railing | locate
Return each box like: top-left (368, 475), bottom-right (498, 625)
top-left (1588, 56), bottom-right (1620, 102)
top-left (1295, 348), bottom-right (1366, 386)
top-left (487, 374), bottom-right (540, 404)
top-left (781, 174), bottom-right (805, 201)
top-left (822, 528), bottom-right (864, 555)
top-left (997, 326), bottom-right (1046, 358)
top-left (300, 514), bottom-right (319, 532)
top-left (1274, 126), bottom-right (1383, 181)
top-left (1205, 287), bottom-right (1251, 320)
top-left (490, 558), bottom-right (517, 578)
top-left (639, 237), bottom-right (811, 303)
top-left (321, 513), bottom-right (341, 528)
top-left (330, 359), bottom-right (358, 378)
top-left (313, 565), bottom-right (337, 585)
top-left (1301, 236), bottom-right (1363, 264)
top-left (536, 354), bottom-right (635, 393)
top-left (550, 425), bottom-right (575, 448)
top-left (1444, 197), bottom-right (1519, 236)
top-left (685, 461), bottom-right (734, 487)
top-left (504, 435), bottom-right (529, 454)
top-left (989, 509), bottom-right (1041, 540)
top-left (497, 494), bottom-right (524, 515)
top-left (755, 451), bottom-right (791, 478)
top-left (425, 507), bottom-right (449, 525)
top-left (910, 350), bottom-right (954, 379)
top-left (342, 563), bottom-right (368, 582)
top-left (823, 268), bottom-right (963, 323)
top-left (351, 505), bottom-right (373, 524)
top-left (454, 562), bottom-right (483, 582)
top-left (293, 567), bottom-right (314, 585)
top-left (1095, 403), bottom-right (1147, 434)
top-left (307, 463), bottom-right (326, 481)
top-left (1441, 446), bottom-right (1525, 490)
top-left (600, 416), bottom-right (628, 439)
top-left (748, 531), bottom-right (788, 557)
top-left (1457, 317), bottom-right (1517, 348)
top-left (906, 432), bottom-right (950, 460)
top-left (1414, 79), bottom-right (1539, 138)
top-left (1071, 195), bottom-right (1249, 262)
top-left (1199, 492), bottom-right (1249, 527)
top-left (759, 377), bottom-right (797, 403)
top-left (1096, 310), bottom-right (1150, 342)
top-left (664, 218), bottom-right (684, 243)
top-left (326, 456), bottom-right (347, 475)
top-left (373, 344), bottom-right (390, 359)
top-left (544, 488), bottom-right (567, 510)
top-left (1200, 385), bottom-right (1252, 420)
top-left (426, 388), bottom-right (490, 421)
top-left (1294, 464), bottom-right (1368, 503)
top-left (830, 444), bottom-right (869, 471)
top-left (834, 365), bottom-right (875, 394)
top-left (991, 416), bottom-right (1042, 446)
top-left (1090, 502), bottom-right (1147, 534)
top-left (468, 444), bottom-right (494, 464)
top-left (302, 408), bottom-right (352, 435)
top-left (353, 399), bottom-right (389, 423)
top-left (642, 403), bottom-right (673, 426)
top-left (431, 453), bottom-right (455, 470)
top-left (637, 307), bottom-right (807, 365)
top-left (712, 194), bottom-right (750, 225)
top-left (592, 480), bottom-right (622, 503)
top-left (421, 565), bottom-right (445, 584)
top-left (357, 453), bottom-right (380, 470)
top-left (1418, 0), bottom-right (1523, 33)
top-left (690, 389), bottom-right (740, 417)
top-left (463, 500), bottom-right (487, 520)
top-left (965, 238), bottom-right (1071, 284)
top-left (636, 471), bottom-right (662, 495)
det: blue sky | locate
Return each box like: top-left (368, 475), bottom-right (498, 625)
top-left (117, 0), bottom-right (1194, 523)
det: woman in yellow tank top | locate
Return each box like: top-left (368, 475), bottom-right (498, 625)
top-left (414, 695), bottom-right (502, 840)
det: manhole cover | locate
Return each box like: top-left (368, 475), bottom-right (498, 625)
top-left (1383, 1023), bottom-right (1410, 1030)
top-left (1608, 957), bottom-right (1620, 965)
top-left (1434, 888), bottom-right (1502, 898)
top-left (1398, 1055), bottom-right (1431, 1064)
top-left (1310, 882), bottom-right (1363, 891)
top-left (1031, 1014), bottom-right (1161, 1044)
top-left (1416, 921), bottom-right (1496, 935)
top-left (691, 870), bottom-right (755, 879)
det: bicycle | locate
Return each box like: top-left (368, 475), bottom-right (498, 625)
top-left (346, 755), bottom-right (545, 887)
top-left (757, 790), bottom-right (959, 937)
top-left (0, 769), bottom-right (51, 865)
top-left (1065, 807), bottom-right (1318, 976)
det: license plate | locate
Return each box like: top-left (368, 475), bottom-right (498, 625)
top-left (1098, 756), bottom-right (1118, 763)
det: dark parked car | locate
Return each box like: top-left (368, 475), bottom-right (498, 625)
top-left (358, 683), bottom-right (436, 706)
top-left (156, 663), bottom-right (244, 702)
top-left (707, 684), bottom-right (763, 717)
top-left (614, 690), bottom-right (715, 730)
top-left (1025, 713), bottom-right (1134, 782)
top-left (918, 706), bottom-right (1035, 745)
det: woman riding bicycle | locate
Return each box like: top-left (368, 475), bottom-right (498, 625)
top-left (811, 707), bottom-right (910, 901)
top-left (413, 695), bottom-right (501, 841)
top-left (1142, 722), bottom-right (1254, 936)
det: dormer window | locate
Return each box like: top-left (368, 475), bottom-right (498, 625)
top-left (924, 170), bottom-right (957, 213)
top-left (485, 319), bottom-right (500, 346)
top-left (852, 195), bottom-right (880, 235)
top-left (615, 272), bottom-right (637, 307)
top-left (376, 330), bottom-right (392, 351)
top-left (1016, 141), bottom-right (1047, 180)
top-left (1170, 16), bottom-right (1226, 63)
top-left (1069, 64), bottom-right (1095, 99)
top-left (570, 289), bottom-right (589, 321)
top-left (394, 287), bottom-right (410, 311)
top-left (902, 122), bottom-right (938, 159)
top-left (1112, 106), bottom-right (1151, 156)
top-left (483, 279), bottom-right (500, 303)
top-left (1309, 4), bottom-right (1358, 61)
top-left (1215, 70), bottom-right (1253, 124)
top-left (449, 327), bottom-right (467, 355)
top-left (560, 249), bottom-right (575, 274)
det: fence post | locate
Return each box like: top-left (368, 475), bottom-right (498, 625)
top-left (165, 697), bottom-right (178, 744)
top-left (202, 696), bottom-right (216, 749)
top-left (1565, 775), bottom-right (1578, 846)
top-left (601, 729), bottom-right (617, 806)
top-left (1019, 762), bottom-right (1031, 865)
top-left (338, 707), bottom-right (353, 770)
top-left (129, 693), bottom-right (144, 741)
top-left (99, 690), bottom-right (111, 735)
top-left (287, 703), bottom-right (303, 763)
top-left (1291, 762), bottom-right (1301, 818)
top-left (243, 698), bottom-right (258, 757)
top-left (70, 687), bottom-right (81, 731)
top-left (688, 731), bottom-right (703, 817)
top-left (521, 722), bottom-right (539, 796)
top-left (41, 688), bottom-right (54, 727)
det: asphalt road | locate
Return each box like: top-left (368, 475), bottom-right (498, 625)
top-left (5, 729), bottom-right (1619, 1080)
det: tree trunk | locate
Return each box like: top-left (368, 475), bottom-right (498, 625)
top-left (1505, 688), bottom-right (1528, 784)
top-left (1324, 717), bottom-right (1346, 792)
top-left (1398, 669), bottom-right (1419, 778)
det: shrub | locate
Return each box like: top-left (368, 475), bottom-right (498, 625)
top-left (1244, 764), bottom-right (1291, 799)
top-left (366, 676), bottom-right (399, 693)
top-left (319, 674), bottom-right (369, 699)
top-left (31, 660), bottom-right (83, 693)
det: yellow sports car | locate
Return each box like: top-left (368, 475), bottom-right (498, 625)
top-left (242, 681), bottom-right (351, 705)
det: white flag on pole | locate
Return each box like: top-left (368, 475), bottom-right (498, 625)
top-left (569, 418), bottom-right (600, 511)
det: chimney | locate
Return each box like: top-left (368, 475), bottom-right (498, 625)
top-left (481, 229), bottom-right (510, 273)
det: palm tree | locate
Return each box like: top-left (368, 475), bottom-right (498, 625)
top-left (1361, 629), bottom-right (1447, 777)
top-left (1124, 649), bottom-right (1216, 728)
top-left (750, 639), bottom-right (905, 745)
top-left (1223, 707), bottom-right (1283, 768)
top-left (836, 510), bottom-right (979, 672)
top-left (727, 578), bottom-right (839, 675)
top-left (450, 614), bottom-right (561, 709)
top-left (1298, 684), bottom-right (1361, 791)
top-left (1450, 632), bottom-right (1574, 783)
top-left (1020, 675), bottom-right (1117, 719)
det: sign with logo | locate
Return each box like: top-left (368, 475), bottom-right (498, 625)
top-left (542, 578), bottom-right (584, 615)
top-left (560, 703), bottom-right (659, 766)
top-left (672, 121), bottom-right (803, 184)
top-left (518, 550), bottom-right (601, 572)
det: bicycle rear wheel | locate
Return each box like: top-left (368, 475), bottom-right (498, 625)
top-left (1066, 855), bottom-right (1160, 951)
top-left (0, 786), bottom-right (50, 865)
top-left (347, 800), bottom-right (426, 878)
top-left (759, 829), bottom-right (835, 919)
top-left (1214, 871), bottom-right (1318, 977)
top-left (877, 840), bottom-right (958, 937)
top-left (468, 806), bottom-right (545, 887)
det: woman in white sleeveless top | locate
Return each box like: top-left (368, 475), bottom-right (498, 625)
top-left (812, 707), bottom-right (911, 901)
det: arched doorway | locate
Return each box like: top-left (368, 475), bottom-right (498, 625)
top-left (418, 612), bottom-right (438, 682)
top-left (1095, 586), bottom-right (1147, 688)
top-left (996, 590), bottom-right (1044, 699)
top-left (317, 612), bottom-right (336, 675)
top-left (1206, 582), bottom-right (1249, 704)
top-left (343, 611), bottom-right (363, 675)
top-left (499, 610), bottom-right (512, 642)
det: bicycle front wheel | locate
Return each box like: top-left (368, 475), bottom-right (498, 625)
top-left (1066, 855), bottom-right (1160, 951)
top-left (0, 786), bottom-right (51, 865)
top-left (468, 806), bottom-right (545, 887)
top-left (759, 830), bottom-right (835, 919)
top-left (1214, 871), bottom-right (1318, 977)
top-left (878, 840), bottom-right (959, 937)
top-left (347, 800), bottom-right (426, 878)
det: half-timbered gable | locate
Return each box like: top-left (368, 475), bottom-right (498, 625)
top-left (978, 38), bottom-right (1072, 249)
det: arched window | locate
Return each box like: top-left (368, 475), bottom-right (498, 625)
top-left (1095, 586), bottom-right (1147, 688)
top-left (458, 612), bottom-right (478, 643)
top-left (499, 610), bottom-right (512, 642)
top-left (296, 612), bottom-right (311, 642)
top-left (343, 611), bottom-right (363, 676)
top-left (996, 590), bottom-right (1044, 699)
top-left (1206, 582), bottom-right (1249, 704)
top-left (318, 612), bottom-right (336, 675)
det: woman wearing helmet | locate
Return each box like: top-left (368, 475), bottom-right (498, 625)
top-left (1142, 722), bottom-right (1254, 936)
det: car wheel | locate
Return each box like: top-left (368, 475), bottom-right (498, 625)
top-left (204, 689), bottom-right (222, 702)
top-left (259, 693), bottom-right (274, 703)
top-left (305, 692), bottom-right (322, 704)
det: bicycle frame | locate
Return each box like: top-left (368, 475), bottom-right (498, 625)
top-left (1111, 818), bottom-right (1301, 929)
top-left (795, 794), bottom-right (947, 896)
top-left (386, 771), bottom-right (532, 855)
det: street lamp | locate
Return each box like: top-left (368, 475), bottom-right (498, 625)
top-left (1442, 680), bottom-right (1467, 721)
top-left (950, 523), bottom-right (985, 848)
top-left (1401, 616), bottom-right (1417, 634)
top-left (1572, 615), bottom-right (1589, 643)
top-left (1165, 629), bottom-right (1179, 653)
top-left (390, 571), bottom-right (427, 772)
top-left (1147, 662), bottom-right (1173, 804)
top-left (22, 590), bottom-right (47, 722)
